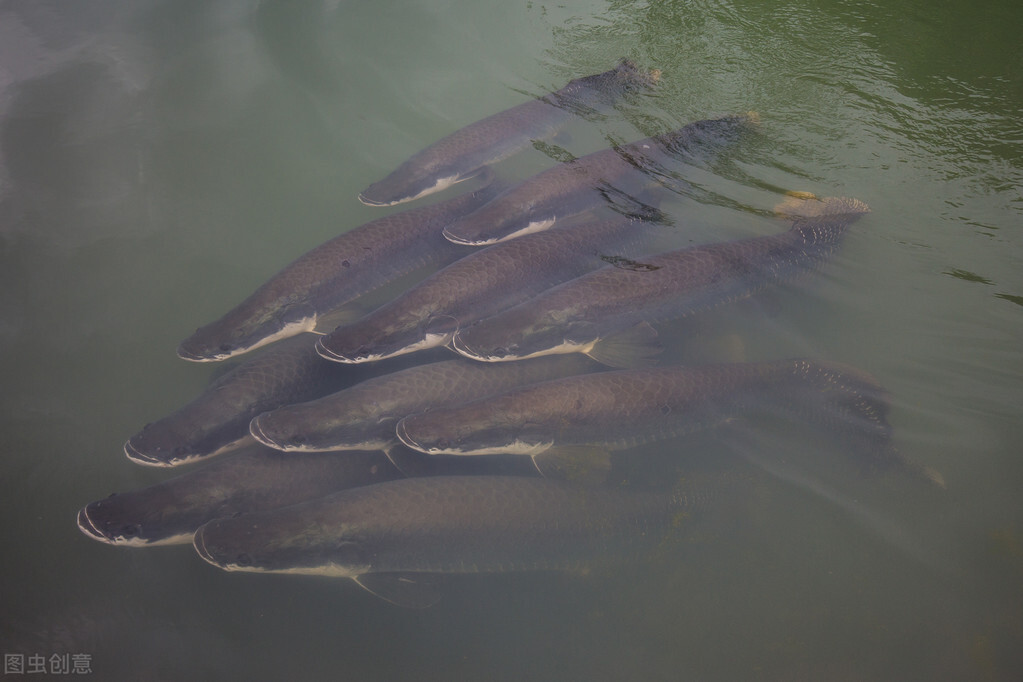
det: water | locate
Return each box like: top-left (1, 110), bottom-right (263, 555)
top-left (2, 0), bottom-right (1021, 679)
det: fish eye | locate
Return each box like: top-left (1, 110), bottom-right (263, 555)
top-left (236, 553), bottom-right (253, 567)
top-left (290, 434), bottom-right (307, 445)
top-left (119, 524), bottom-right (139, 537)
top-left (219, 343), bottom-right (234, 352)
top-left (492, 347), bottom-right (508, 358)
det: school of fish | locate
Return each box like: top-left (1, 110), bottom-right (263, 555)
top-left (77, 59), bottom-right (942, 607)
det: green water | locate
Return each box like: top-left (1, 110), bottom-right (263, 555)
top-left (1, 0), bottom-right (1021, 679)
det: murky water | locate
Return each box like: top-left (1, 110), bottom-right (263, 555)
top-left (2, 0), bottom-right (1021, 679)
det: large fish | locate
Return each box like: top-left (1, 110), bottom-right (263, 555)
top-left (314, 215), bottom-right (660, 364)
top-left (77, 445), bottom-right (402, 547)
top-left (395, 359), bottom-right (937, 483)
top-left (193, 474), bottom-right (719, 607)
top-left (441, 113), bottom-right (757, 246)
top-left (126, 335), bottom-right (378, 467)
top-left (249, 355), bottom-right (599, 453)
top-left (450, 195), bottom-right (869, 367)
top-left (358, 59), bottom-right (659, 207)
top-left (177, 181), bottom-right (498, 362)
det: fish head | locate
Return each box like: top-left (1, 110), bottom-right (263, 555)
top-left (316, 315), bottom-right (457, 364)
top-left (395, 407), bottom-right (554, 457)
top-left (178, 299), bottom-right (318, 362)
top-left (250, 403), bottom-right (396, 452)
top-left (77, 484), bottom-right (205, 547)
top-left (193, 507), bottom-right (370, 577)
top-left (124, 409), bottom-right (250, 467)
top-left (451, 309), bottom-right (595, 363)
top-left (554, 59), bottom-right (661, 114)
top-left (442, 199), bottom-right (555, 246)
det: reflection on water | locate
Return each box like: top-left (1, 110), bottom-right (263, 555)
top-left (2, 0), bottom-right (1022, 679)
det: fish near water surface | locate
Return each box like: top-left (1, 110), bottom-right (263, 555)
top-left (193, 474), bottom-right (719, 607)
top-left (441, 113), bottom-right (758, 246)
top-left (126, 335), bottom-right (371, 467)
top-left (250, 355), bottom-right (599, 453)
top-left (450, 195), bottom-right (870, 367)
top-left (358, 59), bottom-right (659, 207)
top-left (176, 180), bottom-right (498, 363)
top-left (78, 445), bottom-right (403, 546)
top-left (314, 214), bottom-right (661, 364)
top-left (395, 359), bottom-right (937, 483)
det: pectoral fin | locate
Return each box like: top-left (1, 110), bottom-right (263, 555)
top-left (353, 573), bottom-right (441, 609)
top-left (532, 446), bottom-right (612, 486)
top-left (586, 321), bottom-right (662, 368)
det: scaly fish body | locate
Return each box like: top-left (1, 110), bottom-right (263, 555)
top-left (450, 196), bottom-right (869, 366)
top-left (177, 183), bottom-right (496, 362)
top-left (358, 60), bottom-right (658, 207)
top-left (250, 355), bottom-right (598, 452)
top-left (78, 445), bottom-right (402, 546)
top-left (127, 335), bottom-right (373, 467)
top-left (193, 474), bottom-right (713, 606)
top-left (441, 113), bottom-right (756, 246)
top-left (315, 216), bottom-right (657, 364)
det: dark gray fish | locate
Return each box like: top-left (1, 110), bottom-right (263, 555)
top-left (315, 215), bottom-right (659, 364)
top-left (358, 59), bottom-right (659, 207)
top-left (78, 445), bottom-right (402, 546)
top-left (450, 196), bottom-right (869, 368)
top-left (441, 113), bottom-right (757, 246)
top-left (193, 474), bottom-right (715, 607)
top-left (249, 355), bottom-right (599, 452)
top-left (126, 335), bottom-right (376, 467)
top-left (394, 359), bottom-right (927, 481)
top-left (177, 181), bottom-right (497, 362)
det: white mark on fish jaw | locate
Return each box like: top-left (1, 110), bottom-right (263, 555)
top-left (318, 332), bottom-right (451, 365)
top-left (359, 174), bottom-right (465, 207)
top-left (496, 217), bottom-right (557, 243)
top-left (451, 337), bottom-right (593, 363)
top-left (179, 317), bottom-right (318, 362)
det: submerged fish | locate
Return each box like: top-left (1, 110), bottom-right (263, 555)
top-left (193, 474), bottom-right (715, 607)
top-left (315, 215), bottom-right (659, 364)
top-left (78, 445), bottom-right (402, 546)
top-left (441, 113), bottom-right (757, 246)
top-left (450, 196), bottom-right (869, 367)
top-left (126, 335), bottom-right (371, 467)
top-left (394, 359), bottom-right (913, 479)
top-left (250, 355), bottom-right (599, 452)
top-left (177, 181), bottom-right (497, 362)
top-left (358, 59), bottom-right (659, 207)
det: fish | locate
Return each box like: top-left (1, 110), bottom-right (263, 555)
top-left (395, 359), bottom-right (931, 482)
top-left (176, 180), bottom-right (498, 362)
top-left (126, 335), bottom-right (379, 467)
top-left (450, 195), bottom-right (870, 368)
top-left (314, 214), bottom-right (660, 364)
top-left (358, 59), bottom-right (659, 207)
top-left (441, 113), bottom-right (757, 246)
top-left (193, 474), bottom-right (718, 607)
top-left (77, 445), bottom-right (403, 546)
top-left (249, 355), bottom-right (599, 453)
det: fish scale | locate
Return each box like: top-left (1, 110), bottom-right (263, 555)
top-left (176, 181), bottom-right (498, 362)
top-left (450, 196), bottom-right (870, 366)
top-left (250, 355), bottom-right (598, 452)
top-left (315, 214), bottom-right (661, 364)
top-left (358, 59), bottom-right (658, 207)
top-left (394, 359), bottom-right (908, 477)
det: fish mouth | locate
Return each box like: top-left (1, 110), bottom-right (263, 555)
top-left (123, 439), bottom-right (179, 467)
top-left (357, 193), bottom-right (402, 207)
top-left (77, 506), bottom-right (186, 546)
top-left (441, 227), bottom-right (500, 247)
top-left (394, 418), bottom-right (427, 453)
top-left (192, 525), bottom-right (224, 568)
top-left (248, 415), bottom-right (288, 450)
top-left (448, 332), bottom-right (516, 363)
top-left (176, 344), bottom-right (230, 362)
top-left (314, 338), bottom-right (366, 364)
